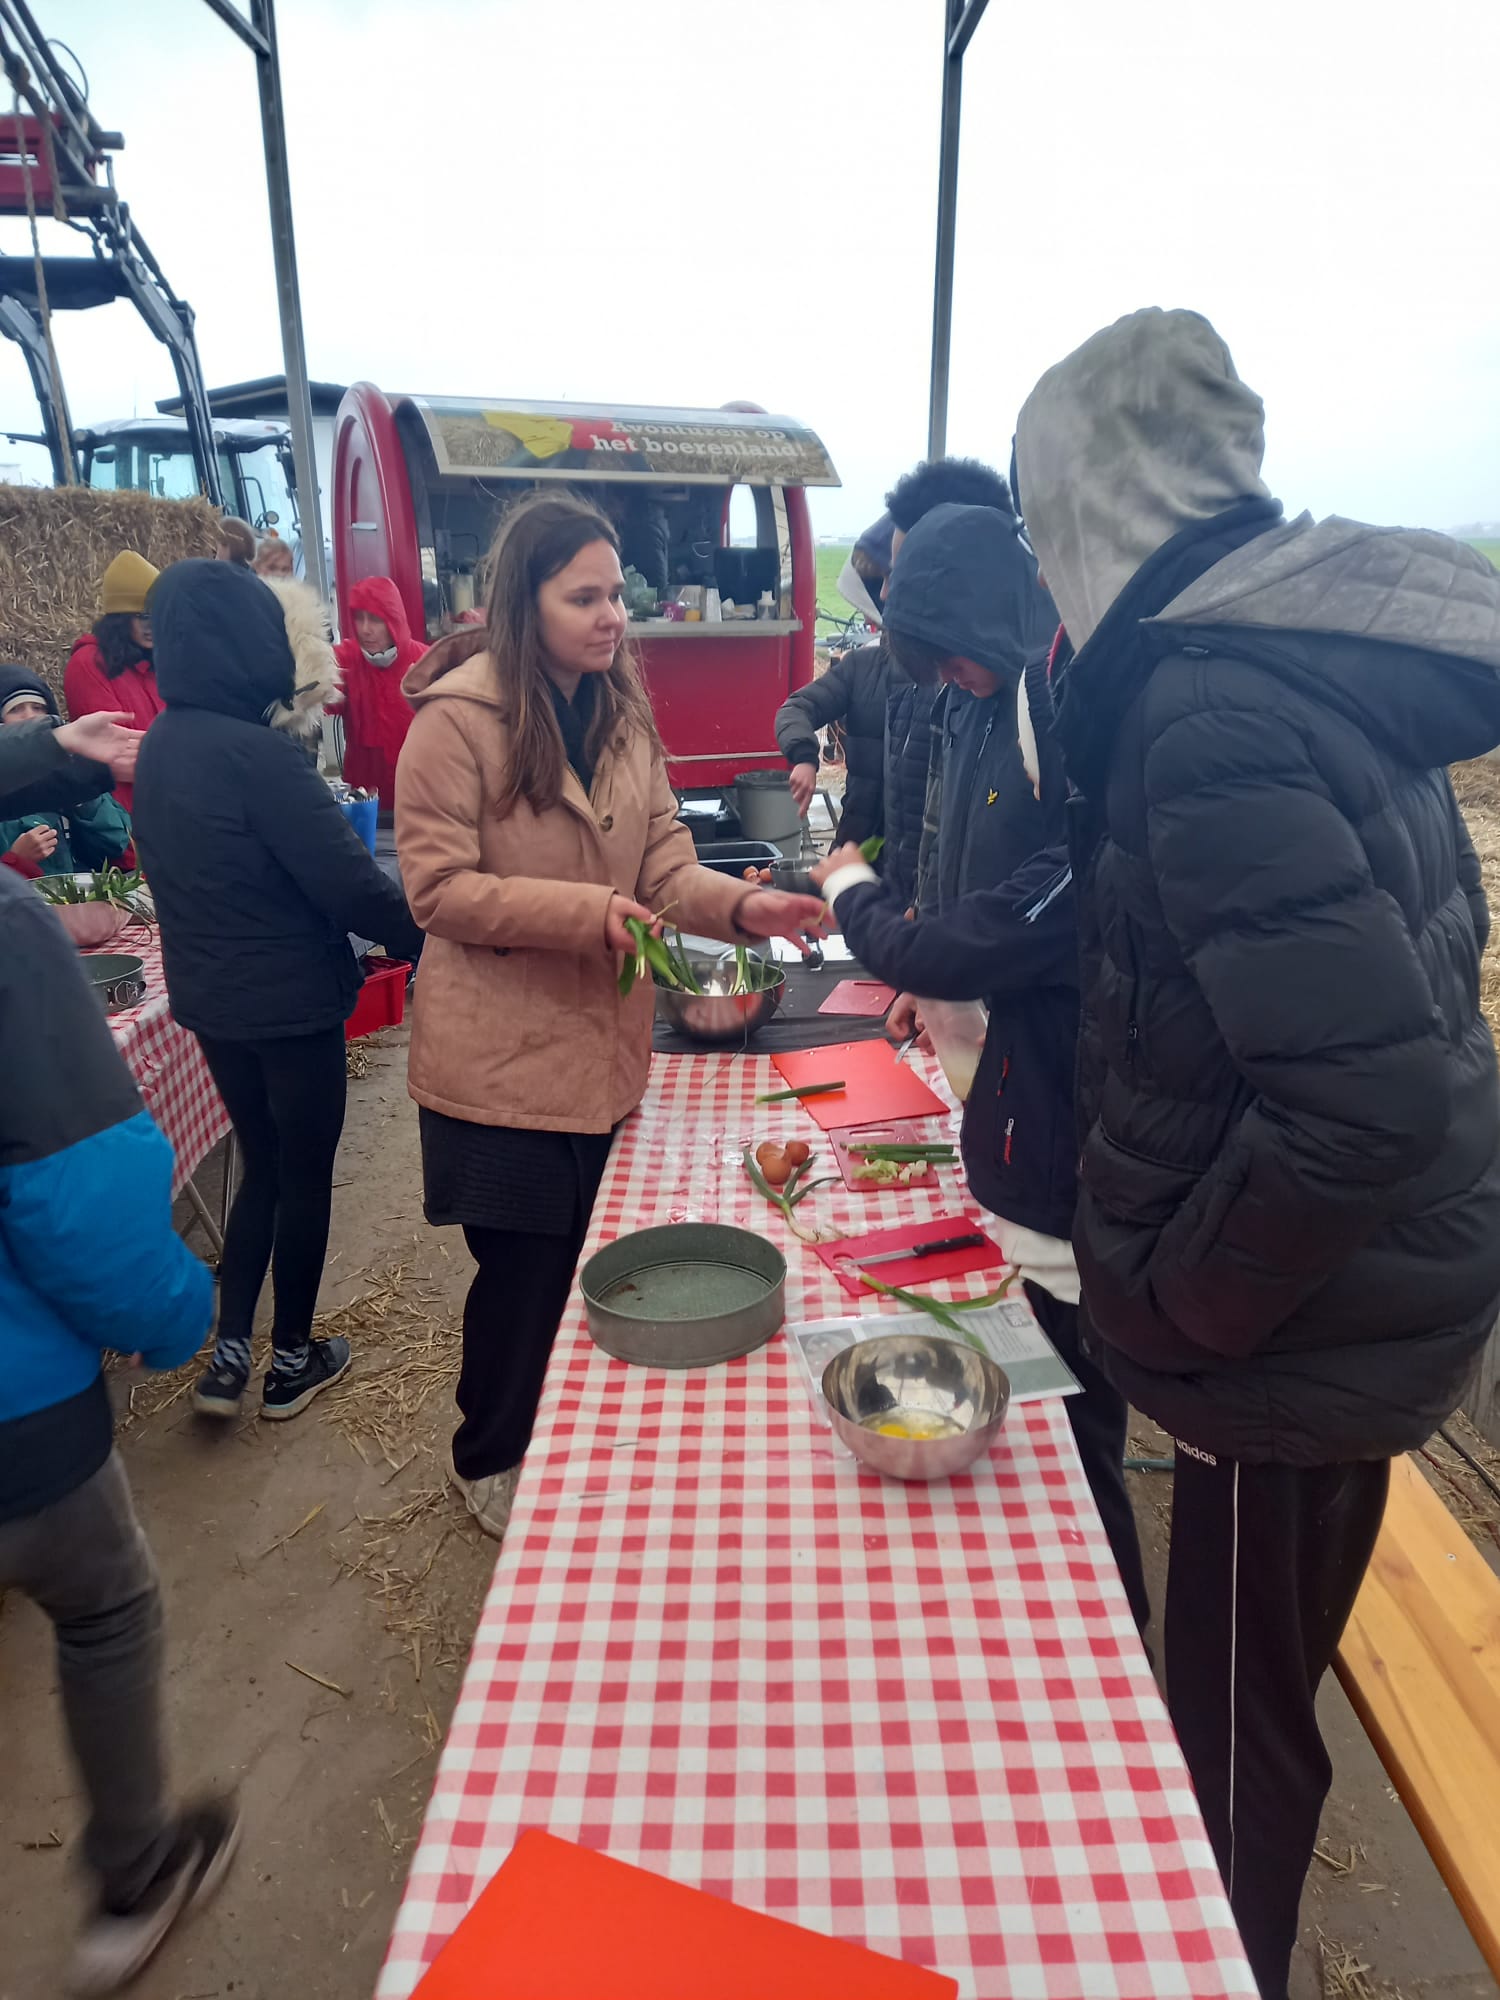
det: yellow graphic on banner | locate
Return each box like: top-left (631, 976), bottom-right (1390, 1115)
top-left (484, 411), bottom-right (574, 459)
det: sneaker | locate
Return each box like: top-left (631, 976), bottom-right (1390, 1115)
top-left (448, 1461), bottom-right (518, 1541)
top-left (68, 1796), bottom-right (240, 1996)
top-left (260, 1336), bottom-right (352, 1421)
top-left (192, 1357), bottom-right (248, 1420)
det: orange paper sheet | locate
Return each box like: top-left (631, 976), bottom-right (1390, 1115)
top-left (411, 1830), bottom-right (958, 2000)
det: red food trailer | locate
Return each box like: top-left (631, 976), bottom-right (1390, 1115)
top-left (331, 387), bottom-right (840, 791)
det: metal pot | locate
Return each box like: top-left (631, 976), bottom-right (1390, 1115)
top-left (87, 952), bottom-right (146, 1014)
top-left (652, 963), bottom-right (785, 1046)
top-left (580, 1222), bottom-right (786, 1368)
top-left (734, 770), bottom-right (801, 844)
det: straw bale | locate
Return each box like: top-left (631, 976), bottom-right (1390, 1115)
top-left (0, 483), bottom-right (219, 708)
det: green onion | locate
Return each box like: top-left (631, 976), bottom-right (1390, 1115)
top-left (851, 1269), bottom-right (1018, 1351)
top-left (852, 1152), bottom-right (956, 1168)
top-left (755, 1080), bottom-right (846, 1104)
top-left (859, 835), bottom-right (886, 863)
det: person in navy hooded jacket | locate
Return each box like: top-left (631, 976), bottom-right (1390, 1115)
top-left (814, 504), bottom-right (1149, 1635)
top-left (0, 865), bottom-right (238, 1994)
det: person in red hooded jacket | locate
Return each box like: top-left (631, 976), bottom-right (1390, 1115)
top-left (333, 577), bottom-right (427, 806)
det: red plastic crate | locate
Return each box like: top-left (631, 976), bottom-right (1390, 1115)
top-left (346, 958), bottom-right (410, 1041)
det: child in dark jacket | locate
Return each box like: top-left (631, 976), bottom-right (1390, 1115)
top-left (816, 623), bottom-right (1150, 1635)
top-left (0, 668), bottom-right (132, 877)
top-left (0, 865), bottom-right (237, 1994)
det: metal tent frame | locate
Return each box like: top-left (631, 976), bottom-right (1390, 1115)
top-left (928, 0), bottom-right (990, 460)
top-left (200, 0), bottom-right (327, 599)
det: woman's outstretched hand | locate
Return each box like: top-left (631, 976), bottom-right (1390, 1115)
top-left (605, 893), bottom-right (660, 954)
top-left (735, 889), bottom-right (831, 957)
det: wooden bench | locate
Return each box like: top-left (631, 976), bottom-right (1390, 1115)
top-left (1335, 1450), bottom-right (1500, 1979)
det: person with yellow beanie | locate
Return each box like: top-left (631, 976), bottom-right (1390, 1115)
top-left (64, 551), bottom-right (163, 811)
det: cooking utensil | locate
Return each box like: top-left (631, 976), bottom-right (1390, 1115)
top-left (770, 1040), bottom-right (946, 1131)
top-left (829, 1123), bottom-right (947, 1194)
top-left (86, 951), bottom-right (146, 1014)
top-left (844, 1232), bottom-right (987, 1268)
top-left (579, 1222), bottom-right (786, 1369)
top-left (653, 967), bottom-right (785, 1047)
top-left (891, 1030), bottom-right (919, 1067)
top-left (817, 979), bottom-right (897, 1018)
top-left (815, 1213), bottom-right (1003, 1297)
top-left (821, 1332), bottom-right (1011, 1482)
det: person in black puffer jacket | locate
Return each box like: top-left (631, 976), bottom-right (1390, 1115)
top-left (1015, 306), bottom-right (1500, 2000)
top-left (134, 561), bottom-right (424, 1427)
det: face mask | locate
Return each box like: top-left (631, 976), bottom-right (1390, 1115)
top-left (362, 645), bottom-right (398, 668)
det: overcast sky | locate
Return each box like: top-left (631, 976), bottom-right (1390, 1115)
top-left (3, 0), bottom-right (1497, 537)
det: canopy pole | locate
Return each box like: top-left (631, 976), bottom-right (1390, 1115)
top-left (927, 0), bottom-right (989, 461)
top-left (247, 0), bottom-right (327, 600)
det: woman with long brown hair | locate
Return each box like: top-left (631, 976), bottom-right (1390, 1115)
top-left (396, 491), bottom-right (824, 1534)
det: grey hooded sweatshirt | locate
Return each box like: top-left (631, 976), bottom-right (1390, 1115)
top-left (1014, 306), bottom-right (1500, 1463)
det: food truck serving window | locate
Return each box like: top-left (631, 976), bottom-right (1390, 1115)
top-left (408, 397), bottom-right (838, 488)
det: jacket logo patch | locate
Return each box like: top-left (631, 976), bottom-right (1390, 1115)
top-left (986, 789), bottom-right (998, 807)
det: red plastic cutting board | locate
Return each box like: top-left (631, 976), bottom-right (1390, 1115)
top-left (830, 1123), bottom-right (945, 1194)
top-left (770, 1040), bottom-right (946, 1131)
top-left (816, 1211), bottom-right (1004, 1298)
top-left (818, 978), bottom-right (898, 1017)
top-left (410, 1830), bottom-right (957, 1999)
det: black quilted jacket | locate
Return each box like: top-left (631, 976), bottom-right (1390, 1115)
top-left (1055, 502), bottom-right (1500, 1464)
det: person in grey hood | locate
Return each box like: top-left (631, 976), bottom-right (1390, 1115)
top-left (1014, 306), bottom-right (1500, 1998)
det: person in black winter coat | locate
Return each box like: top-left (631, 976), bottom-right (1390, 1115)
top-left (133, 561), bottom-right (425, 1426)
top-left (879, 458), bottom-right (1018, 910)
top-left (776, 517), bottom-right (891, 837)
top-left (1014, 306), bottom-right (1500, 2000)
top-left (813, 510), bottom-right (1150, 1635)
top-left (775, 635), bottom-right (891, 843)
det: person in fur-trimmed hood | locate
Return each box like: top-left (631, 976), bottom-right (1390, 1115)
top-left (1014, 306), bottom-right (1500, 1999)
top-left (133, 561), bottom-right (424, 1425)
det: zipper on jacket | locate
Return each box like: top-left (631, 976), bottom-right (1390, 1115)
top-left (1004, 1116), bottom-right (1015, 1166)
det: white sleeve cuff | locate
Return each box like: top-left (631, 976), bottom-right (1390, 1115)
top-left (822, 861), bottom-right (879, 907)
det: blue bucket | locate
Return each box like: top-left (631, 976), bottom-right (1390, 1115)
top-left (339, 796), bottom-right (378, 854)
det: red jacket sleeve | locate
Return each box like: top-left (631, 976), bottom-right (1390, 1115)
top-left (63, 645), bottom-right (114, 723)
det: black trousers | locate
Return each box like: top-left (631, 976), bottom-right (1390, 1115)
top-left (198, 1026), bottom-right (348, 1358)
top-left (1024, 1283), bottom-right (1151, 1635)
top-left (452, 1146), bottom-right (612, 1480)
top-left (1166, 1447), bottom-right (1390, 2000)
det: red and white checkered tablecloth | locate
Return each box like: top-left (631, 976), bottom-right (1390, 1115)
top-left (380, 1054), bottom-right (1256, 2000)
top-left (95, 935), bottom-right (230, 1195)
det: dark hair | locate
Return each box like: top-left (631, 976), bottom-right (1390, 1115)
top-left (483, 490), bottom-right (657, 818)
top-left (884, 629), bottom-right (948, 686)
top-left (885, 457), bottom-right (1013, 531)
top-left (92, 611), bottom-right (150, 678)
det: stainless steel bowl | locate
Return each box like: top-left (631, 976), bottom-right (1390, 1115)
top-left (821, 1331), bottom-right (1010, 1481)
top-left (652, 967), bottom-right (785, 1046)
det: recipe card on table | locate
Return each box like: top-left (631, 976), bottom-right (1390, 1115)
top-left (789, 1300), bottom-right (1080, 1442)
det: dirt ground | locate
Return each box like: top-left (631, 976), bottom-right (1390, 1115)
top-left (1, 1020), bottom-right (1497, 1998)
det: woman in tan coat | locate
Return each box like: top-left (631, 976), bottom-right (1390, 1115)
top-left (397, 492), bottom-right (825, 1534)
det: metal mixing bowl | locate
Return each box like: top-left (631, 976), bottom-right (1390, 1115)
top-left (652, 966), bottom-right (785, 1046)
top-left (821, 1331), bottom-right (1010, 1481)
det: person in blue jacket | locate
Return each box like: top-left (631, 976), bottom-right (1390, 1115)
top-left (0, 863), bottom-right (238, 1995)
top-left (814, 544), bottom-right (1150, 1636)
